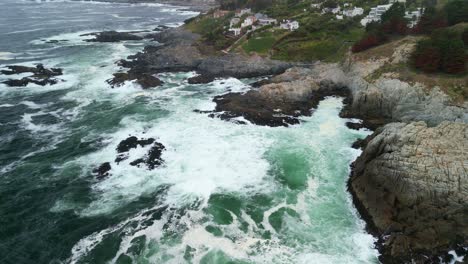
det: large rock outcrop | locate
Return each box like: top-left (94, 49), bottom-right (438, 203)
top-left (211, 76), bottom-right (349, 126)
top-left (349, 121), bottom-right (468, 263)
top-left (115, 28), bottom-right (291, 85)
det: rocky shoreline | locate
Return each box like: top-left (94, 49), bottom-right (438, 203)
top-left (109, 24), bottom-right (467, 263)
top-left (111, 27), bottom-right (291, 88)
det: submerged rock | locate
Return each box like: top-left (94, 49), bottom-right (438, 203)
top-left (107, 72), bottom-right (163, 89)
top-left (1, 64), bottom-right (62, 76)
top-left (94, 136), bottom-right (165, 179)
top-left (129, 142), bottom-right (165, 170)
top-left (3, 78), bottom-right (59, 87)
top-left (1, 64), bottom-right (63, 87)
top-left (187, 74), bottom-right (215, 84)
top-left (92, 162), bottom-right (111, 179)
top-left (116, 136), bottom-right (155, 153)
top-left (83, 31), bottom-right (143, 42)
top-left (349, 121), bottom-right (468, 263)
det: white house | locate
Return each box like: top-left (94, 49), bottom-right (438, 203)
top-left (230, 17), bottom-right (240, 28)
top-left (360, 4), bottom-right (392, 26)
top-left (235, 8), bottom-right (252, 17)
top-left (280, 20), bottom-right (299, 31)
top-left (389, 0), bottom-right (406, 3)
top-left (241, 16), bottom-right (256, 28)
top-left (336, 15), bottom-right (344, 20)
top-left (344, 7), bottom-right (364, 17)
top-left (259, 18), bottom-right (278, 26)
top-left (255, 13), bottom-right (278, 26)
top-left (311, 3), bottom-right (322, 8)
top-left (405, 8), bottom-right (423, 28)
top-left (331, 6), bottom-right (341, 14)
top-left (229, 27), bottom-right (241, 36)
top-left (229, 17), bottom-right (240, 28)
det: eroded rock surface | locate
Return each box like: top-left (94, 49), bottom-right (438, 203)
top-left (349, 121), bottom-right (468, 263)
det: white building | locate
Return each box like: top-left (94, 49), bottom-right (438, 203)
top-left (230, 17), bottom-right (240, 28)
top-left (311, 3), bottom-right (322, 8)
top-left (235, 8), bottom-right (252, 17)
top-left (255, 13), bottom-right (278, 26)
top-left (229, 27), bottom-right (241, 36)
top-left (405, 8), bottom-right (423, 28)
top-left (360, 4), bottom-right (392, 26)
top-left (241, 16), bottom-right (256, 28)
top-left (343, 7), bottom-right (364, 17)
top-left (331, 6), bottom-right (341, 14)
top-left (336, 15), bottom-right (344, 20)
top-left (389, 0), bottom-right (406, 3)
top-left (280, 20), bottom-right (299, 31)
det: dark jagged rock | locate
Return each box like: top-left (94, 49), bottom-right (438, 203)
top-left (1, 64), bottom-right (62, 76)
top-left (211, 80), bottom-right (350, 127)
top-left (107, 72), bottom-right (163, 89)
top-left (130, 142), bottom-right (165, 170)
top-left (1, 64), bottom-right (63, 87)
top-left (345, 121), bottom-right (366, 130)
top-left (84, 31), bottom-right (143, 42)
top-left (136, 74), bottom-right (163, 89)
top-left (93, 162), bottom-right (111, 179)
top-left (95, 136), bottom-right (165, 177)
top-left (3, 78), bottom-right (59, 87)
top-left (187, 74), bottom-right (215, 84)
top-left (250, 78), bottom-right (271, 87)
top-left (116, 136), bottom-right (155, 153)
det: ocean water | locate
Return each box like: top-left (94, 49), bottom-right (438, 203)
top-left (0, 1), bottom-right (379, 263)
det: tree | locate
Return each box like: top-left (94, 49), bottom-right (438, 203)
top-left (411, 28), bottom-right (466, 74)
top-left (445, 0), bottom-right (468, 25)
top-left (441, 39), bottom-right (466, 74)
top-left (381, 3), bottom-right (406, 24)
top-left (412, 6), bottom-right (448, 34)
top-left (322, 0), bottom-right (338, 9)
top-left (380, 3), bottom-right (408, 35)
top-left (352, 33), bottom-right (386, 52)
top-left (412, 40), bottom-right (441, 72)
top-left (463, 28), bottom-right (468, 46)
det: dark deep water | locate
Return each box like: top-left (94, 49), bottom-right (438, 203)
top-left (0, 1), bottom-right (378, 263)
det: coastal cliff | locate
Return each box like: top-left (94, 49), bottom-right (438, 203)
top-left (349, 121), bottom-right (467, 263)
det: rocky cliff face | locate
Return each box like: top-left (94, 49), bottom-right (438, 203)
top-left (349, 121), bottom-right (468, 263)
top-left (305, 62), bottom-right (468, 128)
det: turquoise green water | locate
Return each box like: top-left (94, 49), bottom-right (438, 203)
top-left (0, 1), bottom-right (378, 263)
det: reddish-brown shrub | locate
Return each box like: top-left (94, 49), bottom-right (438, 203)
top-left (413, 46), bottom-right (441, 73)
top-left (351, 34), bottom-right (384, 52)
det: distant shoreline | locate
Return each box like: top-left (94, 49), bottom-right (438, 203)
top-left (69, 0), bottom-right (216, 12)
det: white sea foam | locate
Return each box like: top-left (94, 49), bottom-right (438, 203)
top-left (0, 52), bottom-right (17, 60)
top-left (64, 88), bottom-right (378, 263)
